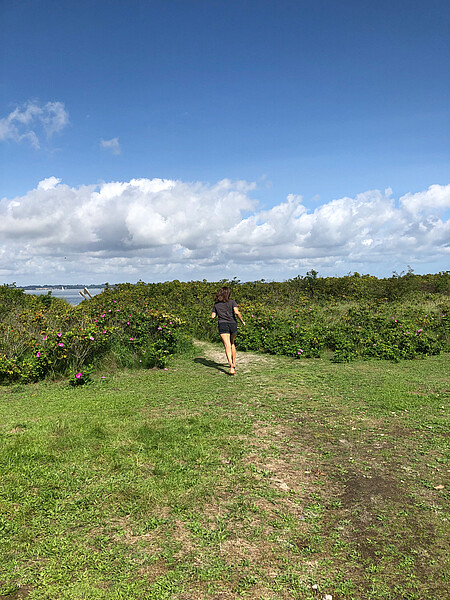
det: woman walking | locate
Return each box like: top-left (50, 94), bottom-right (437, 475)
top-left (211, 286), bottom-right (245, 375)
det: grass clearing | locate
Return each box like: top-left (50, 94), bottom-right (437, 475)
top-left (0, 343), bottom-right (448, 599)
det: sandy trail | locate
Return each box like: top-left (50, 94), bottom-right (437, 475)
top-left (193, 339), bottom-right (273, 373)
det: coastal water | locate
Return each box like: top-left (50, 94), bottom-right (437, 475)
top-left (24, 288), bottom-right (104, 306)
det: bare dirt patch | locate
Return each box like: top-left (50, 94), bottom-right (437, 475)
top-left (6, 427), bottom-right (26, 434)
top-left (340, 472), bottom-right (404, 506)
top-left (193, 340), bottom-right (273, 373)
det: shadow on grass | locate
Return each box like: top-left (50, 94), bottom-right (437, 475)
top-left (194, 357), bottom-right (230, 375)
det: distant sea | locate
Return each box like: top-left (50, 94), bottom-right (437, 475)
top-left (24, 288), bottom-right (104, 306)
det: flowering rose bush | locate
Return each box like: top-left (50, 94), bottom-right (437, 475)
top-left (0, 285), bottom-right (184, 383)
top-left (68, 366), bottom-right (92, 386)
top-left (0, 274), bottom-right (448, 384)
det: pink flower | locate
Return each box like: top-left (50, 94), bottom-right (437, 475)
top-left (57, 333), bottom-right (62, 337)
top-left (90, 336), bottom-right (95, 341)
top-left (36, 352), bottom-right (41, 358)
top-left (103, 330), bottom-right (106, 334)
top-left (58, 342), bottom-right (64, 347)
top-left (130, 337), bottom-right (134, 341)
top-left (101, 314), bottom-right (105, 318)
top-left (113, 300), bottom-right (117, 303)
top-left (75, 373), bottom-right (81, 379)
top-left (43, 335), bottom-right (47, 340)
top-left (158, 327), bottom-right (162, 330)
top-left (126, 321), bottom-right (130, 325)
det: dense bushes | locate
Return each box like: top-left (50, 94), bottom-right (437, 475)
top-left (0, 271), bottom-right (448, 384)
top-left (107, 273), bottom-right (449, 363)
top-left (0, 284), bottom-right (185, 384)
top-left (226, 300), bottom-right (448, 363)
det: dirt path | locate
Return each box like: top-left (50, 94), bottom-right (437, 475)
top-left (193, 339), bottom-right (272, 373)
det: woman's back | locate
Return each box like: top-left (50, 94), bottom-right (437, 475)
top-left (212, 299), bottom-right (237, 323)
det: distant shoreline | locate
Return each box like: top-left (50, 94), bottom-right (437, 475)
top-left (23, 287), bottom-right (104, 306)
top-left (17, 283), bottom-right (105, 291)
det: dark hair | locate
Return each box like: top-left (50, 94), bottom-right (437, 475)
top-left (214, 286), bottom-right (231, 303)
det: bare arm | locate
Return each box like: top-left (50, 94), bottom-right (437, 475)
top-left (233, 306), bottom-right (245, 326)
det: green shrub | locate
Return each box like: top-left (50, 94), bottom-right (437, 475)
top-left (0, 273), bottom-right (448, 384)
top-left (0, 287), bottom-right (184, 384)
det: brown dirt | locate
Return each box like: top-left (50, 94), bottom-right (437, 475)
top-left (193, 340), bottom-right (272, 373)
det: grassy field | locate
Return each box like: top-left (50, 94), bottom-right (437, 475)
top-left (0, 343), bottom-right (448, 600)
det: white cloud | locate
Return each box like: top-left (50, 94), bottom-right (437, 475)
top-left (399, 184), bottom-right (450, 216)
top-left (0, 178), bottom-right (448, 283)
top-left (0, 100), bottom-right (69, 149)
top-left (100, 137), bottom-right (121, 155)
top-left (38, 177), bottom-right (62, 191)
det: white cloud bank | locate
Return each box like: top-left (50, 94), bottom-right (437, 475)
top-left (0, 101), bottom-right (69, 148)
top-left (1, 177), bottom-right (449, 283)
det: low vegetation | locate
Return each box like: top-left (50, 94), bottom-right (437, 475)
top-left (0, 340), bottom-right (448, 599)
top-left (0, 285), bottom-right (188, 384)
top-left (0, 271), bottom-right (448, 384)
top-left (0, 272), bottom-right (448, 598)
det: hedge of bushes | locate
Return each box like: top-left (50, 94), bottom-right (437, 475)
top-left (0, 285), bottom-right (186, 384)
top-left (98, 275), bottom-right (449, 363)
top-left (0, 271), bottom-right (448, 384)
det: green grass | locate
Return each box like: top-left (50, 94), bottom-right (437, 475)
top-left (0, 344), bottom-right (448, 599)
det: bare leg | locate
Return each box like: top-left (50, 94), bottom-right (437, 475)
top-left (230, 333), bottom-right (237, 368)
top-left (220, 333), bottom-right (233, 369)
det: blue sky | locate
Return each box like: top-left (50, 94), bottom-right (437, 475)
top-left (0, 0), bottom-right (449, 284)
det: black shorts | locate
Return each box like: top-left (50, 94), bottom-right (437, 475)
top-left (218, 321), bottom-right (238, 335)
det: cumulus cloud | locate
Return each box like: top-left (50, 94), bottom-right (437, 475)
top-left (0, 100), bottom-right (69, 148)
top-left (399, 184), bottom-right (450, 216)
top-left (100, 137), bottom-right (121, 155)
top-left (38, 176), bottom-right (62, 191)
top-left (0, 178), bottom-right (448, 283)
